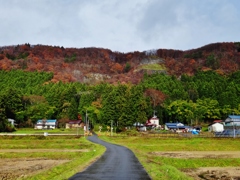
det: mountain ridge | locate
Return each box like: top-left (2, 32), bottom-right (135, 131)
top-left (0, 42), bottom-right (239, 84)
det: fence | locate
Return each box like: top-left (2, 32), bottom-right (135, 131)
top-left (108, 131), bottom-right (215, 138)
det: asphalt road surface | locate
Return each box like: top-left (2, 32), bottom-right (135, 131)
top-left (69, 134), bottom-right (151, 180)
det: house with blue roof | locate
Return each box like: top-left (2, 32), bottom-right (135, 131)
top-left (165, 122), bottom-right (194, 133)
top-left (165, 122), bottom-right (185, 130)
top-left (224, 115), bottom-right (240, 126)
top-left (34, 119), bottom-right (57, 129)
top-left (214, 115), bottom-right (240, 137)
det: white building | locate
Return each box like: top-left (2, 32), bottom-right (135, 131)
top-left (35, 119), bottom-right (57, 129)
top-left (208, 122), bottom-right (224, 132)
top-left (145, 115), bottom-right (160, 129)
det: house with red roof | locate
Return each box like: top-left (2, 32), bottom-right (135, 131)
top-left (145, 115), bottom-right (159, 127)
top-left (66, 120), bottom-right (84, 129)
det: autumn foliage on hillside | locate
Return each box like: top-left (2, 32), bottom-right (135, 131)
top-left (0, 42), bottom-right (240, 84)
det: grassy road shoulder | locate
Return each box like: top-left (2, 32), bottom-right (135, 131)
top-left (100, 135), bottom-right (240, 180)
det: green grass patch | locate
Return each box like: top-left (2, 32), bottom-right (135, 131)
top-left (135, 63), bottom-right (166, 71)
top-left (0, 135), bottom-right (91, 149)
top-left (5, 128), bottom-right (84, 135)
top-left (100, 136), bottom-right (240, 180)
top-left (0, 135), bottom-right (105, 179)
top-left (142, 63), bottom-right (165, 70)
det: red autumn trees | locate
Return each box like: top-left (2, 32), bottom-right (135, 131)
top-left (0, 42), bottom-right (239, 84)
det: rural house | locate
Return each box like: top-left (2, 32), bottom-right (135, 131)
top-left (65, 120), bottom-right (84, 129)
top-left (224, 115), bottom-right (240, 126)
top-left (34, 119), bottom-right (57, 129)
top-left (145, 115), bottom-right (159, 127)
top-left (221, 115), bottom-right (240, 136)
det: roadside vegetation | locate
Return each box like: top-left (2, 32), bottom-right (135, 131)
top-left (100, 135), bottom-right (240, 180)
top-left (8, 127), bottom-right (84, 135)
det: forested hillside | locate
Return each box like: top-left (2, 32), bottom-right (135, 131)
top-left (1, 69), bottom-right (240, 132)
top-left (0, 42), bottom-right (240, 84)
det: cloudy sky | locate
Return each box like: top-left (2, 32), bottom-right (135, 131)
top-left (0, 0), bottom-right (239, 52)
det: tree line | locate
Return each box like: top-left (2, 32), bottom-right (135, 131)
top-left (1, 69), bottom-right (240, 132)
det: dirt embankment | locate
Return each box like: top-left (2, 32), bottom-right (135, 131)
top-left (0, 149), bottom-right (88, 180)
top-left (0, 158), bottom-right (69, 180)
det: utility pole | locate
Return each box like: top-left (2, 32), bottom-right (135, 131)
top-left (111, 120), bottom-right (113, 136)
top-left (232, 112), bottom-right (235, 138)
top-left (153, 99), bottom-right (157, 118)
top-left (85, 110), bottom-right (88, 136)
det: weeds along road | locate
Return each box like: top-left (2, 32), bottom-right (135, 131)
top-left (69, 134), bottom-right (151, 180)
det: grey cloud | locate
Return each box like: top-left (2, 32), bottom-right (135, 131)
top-left (0, 0), bottom-right (239, 52)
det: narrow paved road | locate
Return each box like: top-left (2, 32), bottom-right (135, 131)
top-left (69, 134), bottom-right (151, 180)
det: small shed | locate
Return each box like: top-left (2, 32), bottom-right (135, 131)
top-left (208, 122), bottom-right (224, 132)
